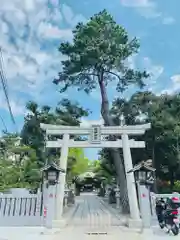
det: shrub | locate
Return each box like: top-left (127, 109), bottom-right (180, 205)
top-left (156, 179), bottom-right (171, 193)
top-left (173, 181), bottom-right (180, 193)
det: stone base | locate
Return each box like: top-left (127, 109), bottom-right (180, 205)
top-left (40, 228), bottom-right (60, 235)
top-left (127, 218), bottom-right (142, 229)
top-left (52, 219), bottom-right (66, 228)
top-left (39, 220), bottom-right (66, 235)
top-left (141, 228), bottom-right (154, 235)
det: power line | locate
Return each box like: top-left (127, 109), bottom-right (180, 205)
top-left (0, 115), bottom-right (8, 132)
top-left (0, 47), bottom-right (17, 129)
top-left (0, 70), bottom-right (16, 125)
top-left (0, 48), bottom-right (8, 93)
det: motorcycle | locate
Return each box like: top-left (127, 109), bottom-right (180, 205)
top-left (156, 198), bottom-right (179, 235)
top-left (164, 209), bottom-right (179, 235)
top-left (155, 198), bottom-right (166, 228)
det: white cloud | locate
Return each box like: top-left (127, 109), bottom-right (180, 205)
top-left (121, 0), bottom-right (161, 18)
top-left (171, 75), bottom-right (180, 84)
top-left (161, 75), bottom-right (180, 95)
top-left (121, 0), bottom-right (175, 24)
top-left (137, 7), bottom-right (161, 19)
top-left (39, 23), bottom-right (73, 39)
top-left (0, 0), bottom-right (85, 116)
top-left (125, 54), bottom-right (137, 69)
top-left (0, 90), bottom-right (25, 116)
top-left (80, 117), bottom-right (104, 127)
top-left (143, 57), bottom-right (164, 83)
top-left (62, 4), bottom-right (86, 27)
top-left (49, 0), bottom-right (59, 7)
top-left (121, 0), bottom-right (153, 7)
top-left (162, 17), bottom-right (175, 25)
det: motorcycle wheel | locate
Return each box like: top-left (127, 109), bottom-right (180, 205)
top-left (159, 222), bottom-right (165, 229)
top-left (171, 224), bottom-right (179, 236)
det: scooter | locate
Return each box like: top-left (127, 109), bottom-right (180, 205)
top-left (156, 199), bottom-right (179, 235)
top-left (155, 198), bottom-right (166, 228)
top-left (164, 209), bottom-right (179, 235)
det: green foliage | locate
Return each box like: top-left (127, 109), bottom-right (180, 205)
top-left (21, 99), bottom-right (89, 166)
top-left (56, 99), bottom-right (89, 126)
top-left (156, 179), bottom-right (171, 193)
top-left (158, 187), bottom-right (172, 194)
top-left (98, 149), bottom-right (116, 175)
top-left (87, 159), bottom-right (113, 184)
top-left (101, 91), bottom-right (180, 189)
top-left (54, 9), bottom-right (149, 94)
top-left (0, 97), bottom-right (90, 191)
top-left (173, 181), bottom-right (180, 193)
top-left (0, 143), bottom-right (41, 192)
top-left (67, 148), bottom-right (89, 181)
top-left (20, 99), bottom-right (90, 189)
top-left (21, 101), bottom-right (58, 166)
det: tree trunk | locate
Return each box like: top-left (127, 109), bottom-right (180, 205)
top-left (98, 78), bottom-right (129, 212)
top-left (169, 167), bottom-right (175, 189)
top-left (152, 140), bottom-right (158, 193)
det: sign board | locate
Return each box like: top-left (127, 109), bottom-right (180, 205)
top-left (91, 125), bottom-right (101, 143)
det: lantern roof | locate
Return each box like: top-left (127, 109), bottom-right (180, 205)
top-left (41, 162), bottom-right (65, 173)
top-left (128, 160), bottom-right (156, 173)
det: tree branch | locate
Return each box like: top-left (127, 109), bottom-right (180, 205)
top-left (104, 71), bottom-right (122, 81)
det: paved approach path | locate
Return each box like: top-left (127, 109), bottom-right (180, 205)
top-left (65, 192), bottom-right (122, 230)
top-left (57, 192), bottom-right (180, 239)
top-left (56, 192), bottom-right (140, 239)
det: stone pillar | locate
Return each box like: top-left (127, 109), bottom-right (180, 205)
top-left (115, 185), bottom-right (122, 212)
top-left (43, 180), bottom-right (48, 214)
top-left (46, 184), bottom-right (56, 229)
top-left (54, 133), bottom-right (69, 226)
top-left (122, 134), bottom-right (141, 226)
top-left (137, 183), bottom-right (151, 228)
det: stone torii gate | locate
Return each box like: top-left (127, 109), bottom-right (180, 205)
top-left (40, 120), bottom-right (151, 227)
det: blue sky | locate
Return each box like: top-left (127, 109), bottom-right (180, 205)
top-left (0, 0), bottom-right (179, 160)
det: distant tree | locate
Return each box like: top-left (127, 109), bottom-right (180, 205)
top-left (21, 99), bottom-right (90, 185)
top-left (68, 148), bottom-right (89, 181)
top-left (21, 99), bottom-right (89, 166)
top-left (0, 135), bottom-right (41, 192)
top-left (109, 91), bottom-right (180, 190)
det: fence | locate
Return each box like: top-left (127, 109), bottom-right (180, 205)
top-left (0, 188), bottom-right (75, 226)
top-left (0, 193), bottom-right (42, 226)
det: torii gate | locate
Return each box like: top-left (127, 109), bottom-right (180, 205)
top-left (40, 120), bottom-right (151, 227)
